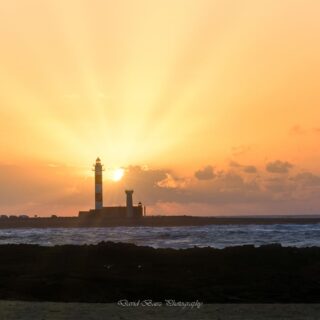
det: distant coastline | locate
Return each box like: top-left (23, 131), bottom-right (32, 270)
top-left (1, 215), bottom-right (320, 229)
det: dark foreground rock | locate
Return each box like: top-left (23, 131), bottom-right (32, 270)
top-left (0, 242), bottom-right (320, 303)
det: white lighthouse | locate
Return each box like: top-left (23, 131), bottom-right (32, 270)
top-left (93, 157), bottom-right (104, 210)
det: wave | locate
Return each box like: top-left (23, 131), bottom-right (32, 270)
top-left (0, 224), bottom-right (320, 248)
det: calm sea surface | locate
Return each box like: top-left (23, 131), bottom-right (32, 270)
top-left (0, 224), bottom-right (320, 248)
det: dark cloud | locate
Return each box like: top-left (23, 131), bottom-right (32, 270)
top-left (229, 161), bottom-right (257, 174)
top-left (194, 166), bottom-right (215, 180)
top-left (291, 172), bottom-right (320, 187)
top-left (219, 172), bottom-right (245, 189)
top-left (187, 171), bottom-right (264, 204)
top-left (264, 177), bottom-right (295, 195)
top-left (266, 160), bottom-right (293, 173)
top-left (243, 165), bottom-right (257, 174)
top-left (229, 161), bottom-right (241, 167)
top-left (122, 167), bottom-right (264, 206)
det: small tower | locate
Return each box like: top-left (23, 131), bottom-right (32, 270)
top-left (125, 190), bottom-right (134, 218)
top-left (93, 158), bottom-right (104, 210)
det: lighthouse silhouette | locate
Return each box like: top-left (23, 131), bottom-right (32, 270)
top-left (78, 157), bottom-right (145, 218)
top-left (93, 157), bottom-right (104, 210)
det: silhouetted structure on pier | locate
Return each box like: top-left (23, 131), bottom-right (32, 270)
top-left (79, 158), bottom-right (145, 219)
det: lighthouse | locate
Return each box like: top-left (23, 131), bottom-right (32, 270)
top-left (125, 190), bottom-right (134, 218)
top-left (93, 157), bottom-right (104, 210)
top-left (78, 159), bottom-right (145, 218)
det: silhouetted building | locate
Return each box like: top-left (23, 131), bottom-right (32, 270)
top-left (78, 158), bottom-right (146, 219)
top-left (79, 204), bottom-right (144, 219)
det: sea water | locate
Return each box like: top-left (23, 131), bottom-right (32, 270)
top-left (0, 224), bottom-right (319, 248)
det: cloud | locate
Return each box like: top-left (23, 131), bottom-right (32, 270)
top-left (229, 161), bottom-right (241, 167)
top-left (220, 172), bottom-right (245, 189)
top-left (90, 167), bottom-right (320, 212)
top-left (194, 166), bottom-right (215, 180)
top-left (266, 160), bottom-right (293, 173)
top-left (264, 177), bottom-right (295, 195)
top-left (229, 161), bottom-right (257, 174)
top-left (157, 173), bottom-right (189, 189)
top-left (122, 167), bottom-right (263, 206)
top-left (112, 165), bottom-right (167, 203)
top-left (188, 171), bottom-right (264, 204)
top-left (1, 163), bottom-right (320, 216)
top-left (291, 172), bottom-right (320, 187)
top-left (243, 165), bottom-right (257, 173)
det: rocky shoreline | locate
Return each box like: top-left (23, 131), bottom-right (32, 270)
top-left (0, 242), bottom-right (320, 303)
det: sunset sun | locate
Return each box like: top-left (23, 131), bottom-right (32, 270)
top-left (112, 168), bottom-right (125, 182)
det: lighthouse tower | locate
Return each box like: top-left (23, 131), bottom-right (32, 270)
top-left (125, 190), bottom-right (134, 218)
top-left (93, 157), bottom-right (104, 210)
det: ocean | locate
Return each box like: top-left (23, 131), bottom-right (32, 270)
top-left (0, 223), bottom-right (320, 248)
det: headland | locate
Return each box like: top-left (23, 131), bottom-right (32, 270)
top-left (1, 215), bottom-right (320, 228)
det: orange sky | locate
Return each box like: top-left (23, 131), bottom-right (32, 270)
top-left (0, 0), bottom-right (320, 216)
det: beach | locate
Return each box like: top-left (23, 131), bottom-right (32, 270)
top-left (1, 301), bottom-right (320, 320)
